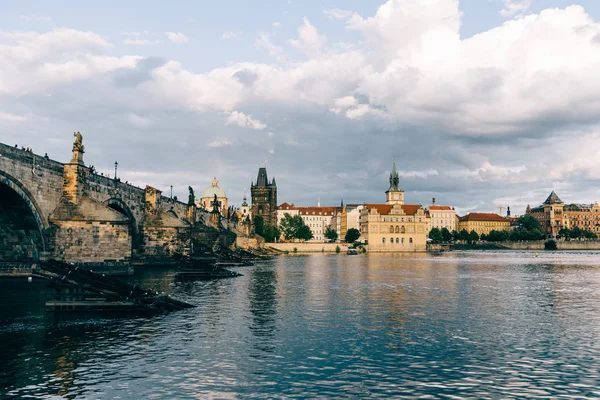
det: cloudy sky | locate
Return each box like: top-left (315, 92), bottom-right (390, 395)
top-left (2, 0), bottom-right (600, 215)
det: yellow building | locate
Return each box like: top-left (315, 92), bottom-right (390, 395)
top-left (457, 213), bottom-right (510, 236)
top-left (359, 161), bottom-right (428, 252)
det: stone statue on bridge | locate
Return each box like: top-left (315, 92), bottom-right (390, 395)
top-left (188, 186), bottom-right (195, 207)
top-left (71, 131), bottom-right (85, 165)
top-left (73, 132), bottom-right (84, 152)
top-left (211, 193), bottom-right (221, 214)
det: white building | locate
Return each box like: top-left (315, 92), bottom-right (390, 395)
top-left (425, 198), bottom-right (456, 233)
top-left (278, 203), bottom-right (337, 242)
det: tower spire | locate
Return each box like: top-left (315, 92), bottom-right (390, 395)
top-left (388, 158), bottom-right (400, 191)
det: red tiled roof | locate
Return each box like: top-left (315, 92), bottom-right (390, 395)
top-left (429, 205), bottom-right (453, 211)
top-left (365, 204), bottom-right (422, 216)
top-left (459, 213), bottom-right (508, 222)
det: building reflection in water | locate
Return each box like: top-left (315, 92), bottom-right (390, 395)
top-left (52, 335), bottom-right (76, 398)
top-left (247, 263), bottom-right (279, 355)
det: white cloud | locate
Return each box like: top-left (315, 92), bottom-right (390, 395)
top-left (225, 111), bottom-right (267, 130)
top-left (272, 22), bottom-right (281, 28)
top-left (126, 113), bottom-right (153, 128)
top-left (290, 17), bottom-right (326, 57)
top-left (501, 0), bottom-right (533, 18)
top-left (329, 96), bottom-right (358, 114)
top-left (222, 31), bottom-right (239, 40)
top-left (0, 28), bottom-right (139, 95)
top-left (255, 33), bottom-right (283, 57)
top-left (207, 139), bottom-right (232, 148)
top-left (0, 113), bottom-right (26, 122)
top-left (165, 32), bottom-right (189, 44)
top-left (324, 8), bottom-right (354, 20)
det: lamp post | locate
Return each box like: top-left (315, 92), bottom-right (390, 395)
top-left (114, 161), bottom-right (118, 180)
top-left (170, 185), bottom-right (173, 199)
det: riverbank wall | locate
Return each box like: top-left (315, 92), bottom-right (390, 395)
top-left (456, 241), bottom-right (600, 251)
top-left (268, 243), bottom-right (350, 253)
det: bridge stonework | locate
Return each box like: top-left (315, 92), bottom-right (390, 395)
top-left (0, 139), bottom-right (238, 271)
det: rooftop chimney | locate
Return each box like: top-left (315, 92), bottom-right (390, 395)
top-left (432, 197), bottom-right (436, 205)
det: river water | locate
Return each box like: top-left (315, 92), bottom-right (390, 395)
top-left (1, 251), bottom-right (600, 398)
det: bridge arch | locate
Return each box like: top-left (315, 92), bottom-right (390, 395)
top-left (103, 198), bottom-right (141, 251)
top-left (0, 171), bottom-right (48, 259)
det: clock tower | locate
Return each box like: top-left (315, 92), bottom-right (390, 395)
top-left (385, 160), bottom-right (404, 205)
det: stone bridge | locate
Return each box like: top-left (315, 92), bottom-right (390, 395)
top-left (0, 135), bottom-right (250, 271)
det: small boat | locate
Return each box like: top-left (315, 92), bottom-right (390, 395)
top-left (347, 248), bottom-right (358, 255)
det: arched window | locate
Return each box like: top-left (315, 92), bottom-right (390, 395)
top-left (401, 226), bottom-right (406, 234)
top-left (396, 238), bottom-right (399, 244)
top-left (382, 237), bottom-right (386, 244)
top-left (402, 238), bottom-right (405, 244)
top-left (409, 238), bottom-right (413, 244)
top-left (390, 225), bottom-right (394, 233)
top-left (395, 226), bottom-right (399, 233)
top-left (390, 237), bottom-right (393, 244)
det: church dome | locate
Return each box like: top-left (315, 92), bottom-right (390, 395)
top-left (201, 178), bottom-right (227, 199)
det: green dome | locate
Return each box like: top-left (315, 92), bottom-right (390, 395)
top-left (202, 178), bottom-right (227, 199)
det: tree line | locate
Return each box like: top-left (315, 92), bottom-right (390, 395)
top-left (428, 215), bottom-right (598, 243)
top-left (253, 213), bottom-right (361, 243)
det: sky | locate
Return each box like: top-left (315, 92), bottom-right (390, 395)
top-left (2, 0), bottom-right (600, 215)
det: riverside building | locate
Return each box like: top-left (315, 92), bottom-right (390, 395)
top-left (457, 213), bottom-right (510, 236)
top-left (359, 161), bottom-right (428, 252)
top-left (425, 198), bottom-right (456, 233)
top-left (526, 191), bottom-right (600, 237)
top-left (277, 203), bottom-right (337, 242)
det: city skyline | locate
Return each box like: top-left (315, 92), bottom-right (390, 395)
top-left (2, 0), bottom-right (600, 214)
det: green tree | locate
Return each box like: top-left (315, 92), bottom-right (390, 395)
top-left (325, 226), bottom-right (338, 241)
top-left (428, 228), bottom-right (443, 242)
top-left (468, 230), bottom-right (479, 244)
top-left (262, 225), bottom-right (280, 243)
top-left (516, 215), bottom-right (542, 232)
top-left (345, 228), bottom-right (361, 243)
top-left (441, 228), bottom-right (452, 242)
top-left (458, 229), bottom-right (469, 242)
top-left (253, 215), bottom-right (265, 236)
top-left (280, 213), bottom-right (313, 241)
top-left (297, 225), bottom-right (314, 241)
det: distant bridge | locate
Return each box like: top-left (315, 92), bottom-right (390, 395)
top-left (0, 135), bottom-right (247, 271)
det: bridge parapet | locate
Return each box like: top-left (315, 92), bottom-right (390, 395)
top-left (0, 135), bottom-right (247, 270)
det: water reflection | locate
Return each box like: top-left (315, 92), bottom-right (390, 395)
top-left (248, 264), bottom-right (279, 355)
top-left (2, 252), bottom-right (600, 398)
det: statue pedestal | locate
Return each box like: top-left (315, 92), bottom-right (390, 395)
top-left (71, 149), bottom-right (85, 166)
top-left (210, 212), bottom-right (220, 230)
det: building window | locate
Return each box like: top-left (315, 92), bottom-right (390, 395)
top-left (402, 238), bottom-right (405, 244)
top-left (382, 238), bottom-right (386, 244)
top-left (401, 226), bottom-right (406, 233)
top-left (395, 226), bottom-right (399, 233)
top-left (390, 237), bottom-right (393, 244)
top-left (409, 238), bottom-right (413, 244)
top-left (396, 238), bottom-right (399, 244)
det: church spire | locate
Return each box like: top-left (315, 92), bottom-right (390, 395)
top-left (388, 159), bottom-right (400, 192)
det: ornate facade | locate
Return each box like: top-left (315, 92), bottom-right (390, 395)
top-left (359, 161), bottom-right (428, 252)
top-left (251, 166), bottom-right (277, 227)
top-left (526, 191), bottom-right (600, 237)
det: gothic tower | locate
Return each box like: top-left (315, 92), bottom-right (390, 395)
top-left (251, 166), bottom-right (278, 227)
top-left (385, 160), bottom-right (404, 205)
